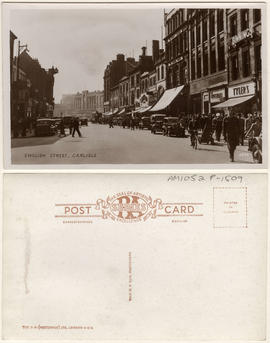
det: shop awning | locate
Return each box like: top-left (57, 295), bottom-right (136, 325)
top-left (150, 85), bottom-right (185, 112)
top-left (118, 108), bottom-right (126, 115)
top-left (136, 106), bottom-right (152, 113)
top-left (103, 111), bottom-right (113, 116)
top-left (213, 95), bottom-right (254, 108)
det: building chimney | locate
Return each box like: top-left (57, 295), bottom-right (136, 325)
top-left (152, 40), bottom-right (159, 63)
top-left (142, 47), bottom-right (147, 56)
top-left (117, 54), bottom-right (125, 62)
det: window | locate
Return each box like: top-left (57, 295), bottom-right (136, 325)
top-left (253, 9), bottom-right (261, 23)
top-left (157, 68), bottom-right (160, 81)
top-left (161, 65), bottom-right (164, 79)
top-left (136, 74), bottom-right (140, 86)
top-left (131, 76), bottom-right (134, 87)
top-left (197, 53), bottom-right (201, 78)
top-left (217, 9), bottom-right (224, 32)
top-left (231, 54), bottom-right (239, 80)
top-left (191, 28), bottom-right (195, 49)
top-left (191, 55), bottom-right (195, 80)
top-left (180, 63), bottom-right (185, 84)
top-left (241, 9), bottom-right (249, 31)
top-left (203, 48), bottom-right (208, 76)
top-left (196, 25), bottom-right (201, 45)
top-left (203, 19), bottom-right (208, 41)
top-left (254, 44), bottom-right (261, 74)
top-left (179, 34), bottom-right (183, 53)
top-left (209, 10), bottom-right (215, 37)
top-left (242, 48), bottom-right (250, 77)
top-left (218, 39), bottom-right (225, 71)
top-left (179, 10), bottom-right (183, 25)
top-left (230, 14), bottom-right (237, 36)
top-left (136, 89), bottom-right (140, 99)
top-left (210, 44), bottom-right (216, 73)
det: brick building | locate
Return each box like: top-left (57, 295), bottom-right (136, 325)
top-left (213, 9), bottom-right (262, 113)
top-left (103, 54), bottom-right (137, 113)
top-left (163, 8), bottom-right (262, 116)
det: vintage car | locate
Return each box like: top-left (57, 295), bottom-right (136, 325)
top-left (139, 116), bottom-right (151, 130)
top-left (80, 118), bottom-right (88, 126)
top-left (35, 118), bottom-right (58, 136)
top-left (150, 114), bottom-right (166, 134)
top-left (162, 117), bottom-right (186, 137)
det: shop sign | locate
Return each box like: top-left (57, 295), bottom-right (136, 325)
top-left (231, 28), bottom-right (253, 47)
top-left (210, 89), bottom-right (225, 103)
top-left (228, 82), bottom-right (256, 98)
top-left (203, 92), bottom-right (209, 102)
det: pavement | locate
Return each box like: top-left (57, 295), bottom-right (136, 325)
top-left (11, 123), bottom-right (254, 165)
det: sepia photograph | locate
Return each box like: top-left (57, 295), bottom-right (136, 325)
top-left (2, 2), bottom-right (265, 167)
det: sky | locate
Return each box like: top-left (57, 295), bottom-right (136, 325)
top-left (9, 5), bottom-right (166, 103)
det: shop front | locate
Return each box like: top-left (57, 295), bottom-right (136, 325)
top-left (209, 88), bottom-right (226, 113)
top-left (213, 81), bottom-right (257, 114)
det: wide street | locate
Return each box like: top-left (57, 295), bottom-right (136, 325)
top-left (11, 123), bottom-right (253, 165)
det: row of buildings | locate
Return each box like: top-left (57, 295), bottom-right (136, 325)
top-left (56, 90), bottom-right (104, 119)
top-left (103, 8), bottom-right (262, 117)
top-left (10, 31), bottom-right (58, 132)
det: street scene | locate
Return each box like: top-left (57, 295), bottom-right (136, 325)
top-left (6, 5), bottom-right (262, 165)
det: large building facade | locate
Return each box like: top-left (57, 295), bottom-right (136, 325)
top-left (163, 8), bottom-right (262, 115)
top-left (58, 90), bottom-right (104, 118)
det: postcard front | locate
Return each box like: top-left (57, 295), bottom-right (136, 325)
top-left (2, 173), bottom-right (267, 340)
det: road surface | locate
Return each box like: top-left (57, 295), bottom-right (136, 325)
top-left (11, 123), bottom-right (254, 165)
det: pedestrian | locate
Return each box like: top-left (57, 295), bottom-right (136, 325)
top-left (130, 117), bottom-right (135, 130)
top-left (72, 117), bottom-right (82, 137)
top-left (108, 116), bottom-right (114, 128)
top-left (238, 113), bottom-right (245, 146)
top-left (224, 111), bottom-right (240, 162)
top-left (215, 113), bottom-right (223, 142)
top-left (59, 119), bottom-right (66, 137)
top-left (69, 118), bottom-right (74, 135)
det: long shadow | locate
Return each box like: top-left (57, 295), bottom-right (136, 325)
top-left (11, 135), bottom-right (61, 148)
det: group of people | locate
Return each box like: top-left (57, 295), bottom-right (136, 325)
top-left (187, 111), bottom-right (262, 162)
top-left (59, 117), bottom-right (82, 138)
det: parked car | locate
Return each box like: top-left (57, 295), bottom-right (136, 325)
top-left (150, 114), bottom-right (166, 134)
top-left (162, 117), bottom-right (186, 137)
top-left (80, 118), bottom-right (88, 126)
top-left (139, 116), bottom-right (151, 130)
top-left (35, 118), bottom-right (58, 136)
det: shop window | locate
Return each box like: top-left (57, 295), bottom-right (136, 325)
top-left (242, 48), bottom-right (251, 77)
top-left (253, 9), bottom-right (261, 23)
top-left (230, 14), bottom-right (237, 36)
top-left (231, 54), bottom-right (239, 80)
top-left (241, 9), bottom-right (249, 31)
top-left (218, 39), bottom-right (225, 71)
top-left (197, 54), bottom-right (201, 78)
top-left (191, 28), bottom-right (195, 49)
top-left (191, 55), bottom-right (195, 80)
top-left (217, 9), bottom-right (224, 32)
top-left (210, 44), bottom-right (216, 74)
top-left (254, 44), bottom-right (261, 74)
top-left (196, 25), bottom-right (201, 45)
top-left (209, 10), bottom-right (215, 37)
top-left (202, 19), bottom-right (208, 41)
top-left (203, 48), bottom-right (208, 76)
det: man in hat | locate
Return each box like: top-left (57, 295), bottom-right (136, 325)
top-left (223, 112), bottom-right (240, 162)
